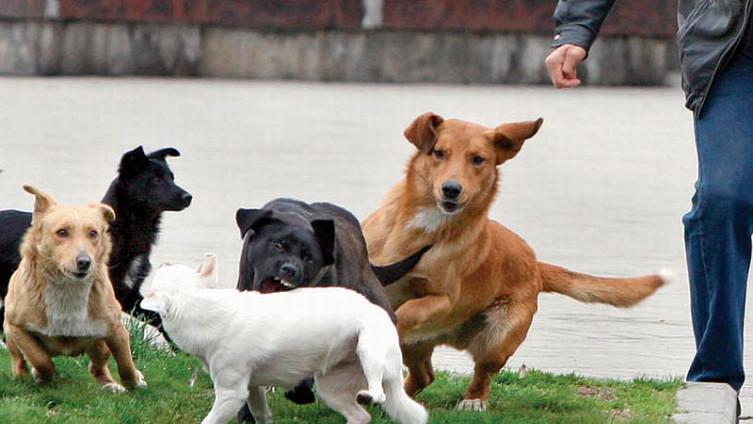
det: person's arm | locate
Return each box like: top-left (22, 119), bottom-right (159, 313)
top-left (546, 0), bottom-right (617, 89)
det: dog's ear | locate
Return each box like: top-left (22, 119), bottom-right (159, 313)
top-left (197, 253), bottom-right (218, 286)
top-left (491, 118), bottom-right (543, 165)
top-left (91, 203), bottom-right (116, 224)
top-left (140, 290), bottom-right (170, 315)
top-left (311, 219), bottom-right (335, 266)
top-left (23, 185), bottom-right (57, 216)
top-left (404, 112), bottom-right (444, 154)
top-left (148, 147), bottom-right (181, 162)
top-left (236, 208), bottom-right (273, 238)
top-left (119, 146), bottom-right (150, 178)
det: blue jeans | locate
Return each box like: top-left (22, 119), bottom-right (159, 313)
top-left (684, 41), bottom-right (753, 391)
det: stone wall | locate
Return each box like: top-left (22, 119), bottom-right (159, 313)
top-left (0, 0), bottom-right (678, 85)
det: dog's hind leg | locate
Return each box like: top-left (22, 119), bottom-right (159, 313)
top-left (246, 386), bottom-right (271, 424)
top-left (86, 340), bottom-right (123, 393)
top-left (316, 366), bottom-right (371, 424)
top-left (4, 324), bottom-right (54, 383)
top-left (355, 327), bottom-right (388, 404)
top-left (459, 300), bottom-right (535, 411)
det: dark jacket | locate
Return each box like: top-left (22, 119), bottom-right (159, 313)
top-left (553, 0), bottom-right (752, 118)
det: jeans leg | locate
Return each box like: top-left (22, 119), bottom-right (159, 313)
top-left (683, 53), bottom-right (753, 391)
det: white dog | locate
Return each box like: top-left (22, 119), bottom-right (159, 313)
top-left (140, 254), bottom-right (428, 424)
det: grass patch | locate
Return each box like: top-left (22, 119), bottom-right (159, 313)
top-left (0, 327), bottom-right (681, 423)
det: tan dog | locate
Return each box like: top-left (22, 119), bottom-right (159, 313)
top-left (363, 113), bottom-right (667, 411)
top-left (3, 185), bottom-right (146, 392)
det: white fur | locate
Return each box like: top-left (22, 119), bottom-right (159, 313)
top-left (141, 259), bottom-right (428, 424)
top-left (408, 207), bottom-right (452, 233)
top-left (35, 277), bottom-right (107, 338)
top-left (658, 268), bottom-right (675, 286)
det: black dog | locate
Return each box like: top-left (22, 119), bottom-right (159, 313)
top-left (234, 198), bottom-right (427, 424)
top-left (0, 146), bottom-right (191, 331)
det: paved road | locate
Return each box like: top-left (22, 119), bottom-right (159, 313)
top-left (1, 77), bottom-right (750, 411)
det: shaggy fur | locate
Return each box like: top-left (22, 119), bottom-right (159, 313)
top-left (3, 186), bottom-right (146, 392)
top-left (363, 113), bottom-right (668, 410)
top-left (141, 255), bottom-right (427, 424)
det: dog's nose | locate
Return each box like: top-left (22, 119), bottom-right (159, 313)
top-left (181, 192), bottom-right (193, 207)
top-left (441, 181), bottom-right (463, 200)
top-left (76, 254), bottom-right (91, 272)
top-left (280, 263), bottom-right (300, 281)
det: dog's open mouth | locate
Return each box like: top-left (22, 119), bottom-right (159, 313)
top-left (259, 276), bottom-right (297, 294)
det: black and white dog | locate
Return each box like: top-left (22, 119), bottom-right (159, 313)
top-left (0, 146), bottom-right (191, 331)
top-left (234, 198), bottom-right (427, 423)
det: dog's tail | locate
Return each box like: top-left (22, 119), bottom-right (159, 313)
top-left (538, 262), bottom-right (671, 307)
top-left (382, 376), bottom-right (428, 424)
top-left (371, 246), bottom-right (431, 286)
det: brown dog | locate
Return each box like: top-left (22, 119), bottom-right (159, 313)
top-left (3, 185), bottom-right (146, 392)
top-left (363, 113), bottom-right (667, 411)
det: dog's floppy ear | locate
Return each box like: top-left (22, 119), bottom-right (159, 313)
top-left (140, 290), bottom-right (171, 315)
top-left (119, 146), bottom-right (150, 178)
top-left (90, 203), bottom-right (116, 223)
top-left (404, 112), bottom-right (444, 154)
top-left (148, 147), bottom-right (181, 162)
top-left (23, 185), bottom-right (57, 216)
top-left (197, 253), bottom-right (218, 286)
top-left (491, 118), bottom-right (543, 165)
top-left (236, 208), bottom-right (273, 238)
top-left (311, 219), bottom-right (335, 266)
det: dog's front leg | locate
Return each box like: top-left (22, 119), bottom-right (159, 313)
top-left (105, 324), bottom-right (146, 389)
top-left (395, 294), bottom-right (453, 341)
top-left (4, 324), bottom-right (54, 383)
top-left (204, 385), bottom-right (250, 424)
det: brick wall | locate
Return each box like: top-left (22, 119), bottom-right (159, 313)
top-left (0, 0), bottom-right (677, 37)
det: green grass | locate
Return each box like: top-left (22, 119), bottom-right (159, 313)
top-left (0, 324), bottom-right (682, 423)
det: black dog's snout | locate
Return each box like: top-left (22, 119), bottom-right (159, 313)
top-left (441, 181), bottom-right (463, 200)
top-left (280, 263), bottom-right (300, 281)
top-left (181, 192), bottom-right (193, 207)
top-left (76, 254), bottom-right (91, 272)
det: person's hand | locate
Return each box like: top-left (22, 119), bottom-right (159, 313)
top-left (544, 44), bottom-right (588, 89)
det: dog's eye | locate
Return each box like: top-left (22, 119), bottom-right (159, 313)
top-left (272, 241), bottom-right (284, 252)
top-left (432, 149), bottom-right (446, 160)
top-left (471, 155), bottom-right (486, 166)
top-left (301, 250), bottom-right (313, 264)
top-left (151, 177), bottom-right (162, 185)
top-left (88, 230), bottom-right (98, 240)
top-left (56, 229), bottom-right (69, 238)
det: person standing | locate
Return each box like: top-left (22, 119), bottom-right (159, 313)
top-left (545, 0), bottom-right (753, 409)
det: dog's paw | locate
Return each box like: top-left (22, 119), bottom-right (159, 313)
top-left (31, 368), bottom-right (51, 385)
top-left (102, 382), bottom-right (127, 394)
top-left (456, 399), bottom-right (487, 411)
top-left (357, 389), bottom-right (386, 405)
top-left (132, 370), bottom-right (148, 389)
